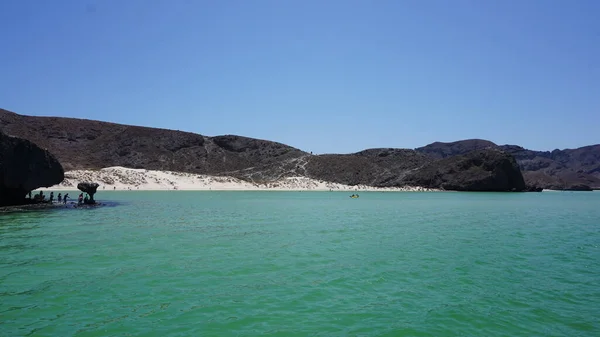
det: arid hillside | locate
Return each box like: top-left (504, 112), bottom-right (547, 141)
top-left (4, 108), bottom-right (591, 190)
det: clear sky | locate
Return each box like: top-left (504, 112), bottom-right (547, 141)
top-left (1, 0), bottom-right (598, 154)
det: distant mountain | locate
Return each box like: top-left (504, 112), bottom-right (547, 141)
top-left (416, 140), bottom-right (600, 190)
top-left (3, 108), bottom-right (595, 191)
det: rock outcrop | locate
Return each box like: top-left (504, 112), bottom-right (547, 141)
top-left (77, 182), bottom-right (100, 203)
top-left (300, 148), bottom-right (527, 192)
top-left (403, 149), bottom-right (527, 191)
top-left (502, 145), bottom-right (600, 190)
top-left (0, 132), bottom-right (64, 206)
top-left (417, 140), bottom-right (600, 190)
top-left (562, 184), bottom-right (593, 191)
top-left (524, 185), bottom-right (544, 192)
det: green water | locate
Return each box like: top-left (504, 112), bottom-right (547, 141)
top-left (1, 191), bottom-right (599, 336)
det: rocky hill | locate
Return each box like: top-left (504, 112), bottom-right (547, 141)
top-left (416, 140), bottom-right (600, 190)
top-left (403, 149), bottom-right (526, 192)
top-left (2, 108), bottom-right (591, 191)
top-left (0, 109), bottom-right (307, 175)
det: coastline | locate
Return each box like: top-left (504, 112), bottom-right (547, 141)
top-left (34, 166), bottom-right (440, 192)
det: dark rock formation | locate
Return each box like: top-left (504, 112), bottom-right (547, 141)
top-left (561, 184), bottom-right (593, 191)
top-left (403, 149), bottom-right (527, 191)
top-left (416, 139), bottom-right (600, 190)
top-left (77, 182), bottom-right (100, 203)
top-left (524, 185), bottom-right (543, 192)
top-left (501, 145), bottom-right (600, 190)
top-left (0, 132), bottom-right (64, 206)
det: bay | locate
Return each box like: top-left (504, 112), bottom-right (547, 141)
top-left (1, 191), bottom-right (599, 336)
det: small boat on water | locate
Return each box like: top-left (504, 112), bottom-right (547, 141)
top-left (349, 194), bottom-right (359, 199)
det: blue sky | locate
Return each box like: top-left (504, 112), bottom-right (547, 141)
top-left (1, 0), bottom-right (598, 154)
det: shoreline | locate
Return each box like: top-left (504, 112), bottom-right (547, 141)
top-left (34, 166), bottom-right (440, 192)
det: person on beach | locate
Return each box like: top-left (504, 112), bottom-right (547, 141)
top-left (57, 193), bottom-right (62, 202)
top-left (63, 193), bottom-right (69, 204)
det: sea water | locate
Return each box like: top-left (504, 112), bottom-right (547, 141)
top-left (1, 191), bottom-right (599, 336)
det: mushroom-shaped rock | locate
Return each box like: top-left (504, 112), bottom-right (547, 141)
top-left (77, 182), bottom-right (100, 204)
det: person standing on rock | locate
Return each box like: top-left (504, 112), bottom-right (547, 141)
top-left (78, 193), bottom-right (84, 205)
top-left (49, 191), bottom-right (54, 203)
top-left (57, 193), bottom-right (62, 202)
top-left (63, 193), bottom-right (69, 204)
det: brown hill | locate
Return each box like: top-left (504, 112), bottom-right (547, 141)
top-left (0, 108), bottom-right (307, 176)
top-left (1, 108), bottom-right (532, 191)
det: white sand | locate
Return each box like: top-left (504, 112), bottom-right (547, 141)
top-left (34, 166), bottom-right (439, 192)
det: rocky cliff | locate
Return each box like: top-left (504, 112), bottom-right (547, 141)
top-left (499, 144), bottom-right (600, 190)
top-left (416, 139), bottom-right (600, 190)
top-left (403, 149), bottom-right (526, 191)
top-left (0, 131), bottom-right (65, 206)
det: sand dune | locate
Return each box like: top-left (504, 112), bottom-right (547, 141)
top-left (36, 166), bottom-right (439, 192)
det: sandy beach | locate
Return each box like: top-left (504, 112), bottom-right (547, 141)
top-left (34, 166), bottom-right (439, 192)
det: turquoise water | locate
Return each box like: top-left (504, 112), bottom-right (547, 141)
top-left (1, 191), bottom-right (599, 336)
